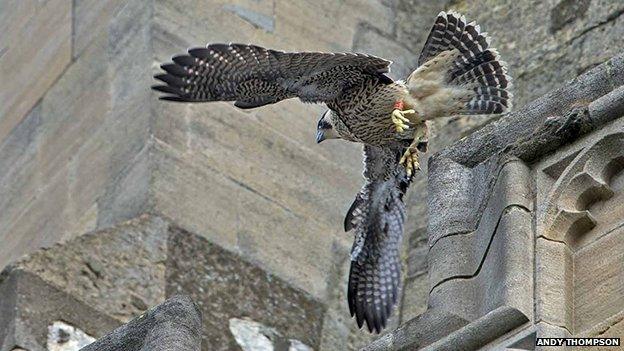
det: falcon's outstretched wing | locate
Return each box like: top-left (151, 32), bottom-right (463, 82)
top-left (345, 145), bottom-right (410, 333)
top-left (152, 43), bottom-right (392, 108)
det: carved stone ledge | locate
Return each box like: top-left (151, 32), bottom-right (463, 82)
top-left (80, 295), bottom-right (202, 351)
top-left (426, 160), bottom-right (534, 323)
top-left (363, 307), bottom-right (528, 351)
top-left (534, 110), bottom-right (624, 334)
top-left (539, 132), bottom-right (624, 248)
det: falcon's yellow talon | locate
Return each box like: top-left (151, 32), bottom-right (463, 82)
top-left (391, 108), bottom-right (418, 134)
top-left (398, 121), bottom-right (428, 177)
top-left (392, 109), bottom-right (411, 132)
top-left (399, 147), bottom-right (420, 177)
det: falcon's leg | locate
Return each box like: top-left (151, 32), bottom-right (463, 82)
top-left (399, 122), bottom-right (429, 177)
top-left (391, 100), bottom-right (416, 132)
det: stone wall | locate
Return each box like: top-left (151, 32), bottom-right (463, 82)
top-left (1, 1), bottom-right (623, 350)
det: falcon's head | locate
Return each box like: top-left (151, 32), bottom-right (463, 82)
top-left (316, 110), bottom-right (339, 143)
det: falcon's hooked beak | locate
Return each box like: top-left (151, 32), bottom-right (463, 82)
top-left (316, 130), bottom-right (326, 143)
top-left (316, 110), bottom-right (339, 144)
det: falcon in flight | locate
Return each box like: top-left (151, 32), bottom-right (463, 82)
top-left (152, 11), bottom-right (512, 333)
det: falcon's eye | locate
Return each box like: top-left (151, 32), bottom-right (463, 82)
top-left (317, 117), bottom-right (332, 130)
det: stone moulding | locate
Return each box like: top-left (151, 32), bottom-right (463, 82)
top-left (534, 117), bottom-right (624, 334)
top-left (427, 160), bottom-right (533, 321)
top-left (364, 306), bottom-right (528, 351)
top-left (540, 132), bottom-right (624, 247)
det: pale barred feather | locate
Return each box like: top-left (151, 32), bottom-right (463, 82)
top-left (408, 11), bottom-right (513, 117)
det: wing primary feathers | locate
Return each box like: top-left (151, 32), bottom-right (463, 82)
top-left (152, 85), bottom-right (184, 95)
top-left (346, 145), bottom-right (410, 334)
top-left (344, 194), bottom-right (365, 232)
top-left (159, 96), bottom-right (191, 102)
top-left (153, 43), bottom-right (393, 105)
top-left (171, 54), bottom-right (196, 66)
top-left (154, 73), bottom-right (186, 87)
top-left (160, 63), bottom-right (189, 77)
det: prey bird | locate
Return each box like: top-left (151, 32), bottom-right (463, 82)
top-left (152, 11), bottom-right (512, 333)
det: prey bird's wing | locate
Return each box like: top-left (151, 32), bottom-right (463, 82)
top-left (346, 145), bottom-right (410, 333)
top-left (153, 43), bottom-right (392, 108)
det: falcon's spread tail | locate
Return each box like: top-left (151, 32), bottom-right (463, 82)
top-left (408, 11), bottom-right (512, 116)
top-left (345, 146), bottom-right (409, 333)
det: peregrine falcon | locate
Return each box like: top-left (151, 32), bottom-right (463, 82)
top-left (152, 11), bottom-right (512, 333)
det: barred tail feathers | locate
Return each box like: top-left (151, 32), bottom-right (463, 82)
top-left (412, 11), bottom-right (513, 116)
top-left (450, 48), bottom-right (513, 114)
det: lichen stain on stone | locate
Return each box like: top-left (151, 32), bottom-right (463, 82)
top-left (551, 0), bottom-right (592, 33)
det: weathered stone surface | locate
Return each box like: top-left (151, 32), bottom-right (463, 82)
top-left (0, 269), bottom-right (120, 351)
top-left (406, 227), bottom-right (428, 277)
top-left (399, 273), bottom-right (428, 324)
top-left (0, 166), bottom-right (71, 270)
top-left (72, 0), bottom-right (126, 57)
top-left (352, 24), bottom-right (418, 80)
top-left (535, 121), bottom-right (624, 249)
top-left (583, 310), bottom-right (624, 339)
top-left (96, 143), bottom-right (152, 229)
top-left (550, 0), bottom-right (592, 33)
top-left (150, 139), bottom-right (343, 300)
top-left (274, 0), bottom-right (394, 52)
top-left (0, 103), bottom-right (42, 261)
top-left (166, 226), bottom-right (325, 351)
top-left (81, 295), bottom-right (202, 351)
top-left (574, 224), bottom-right (624, 333)
top-left (422, 307), bottom-right (529, 351)
top-left (12, 215), bottom-right (168, 323)
top-left (0, 0), bottom-right (153, 272)
top-left (361, 308), bottom-right (468, 351)
top-left (535, 238), bottom-right (573, 332)
top-left (395, 0), bottom-right (447, 48)
top-left (426, 157), bottom-right (476, 240)
top-left (0, 0), bottom-right (72, 144)
top-left (169, 103), bottom-right (359, 227)
top-left (428, 160), bottom-right (532, 288)
top-left (429, 206), bottom-right (533, 321)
